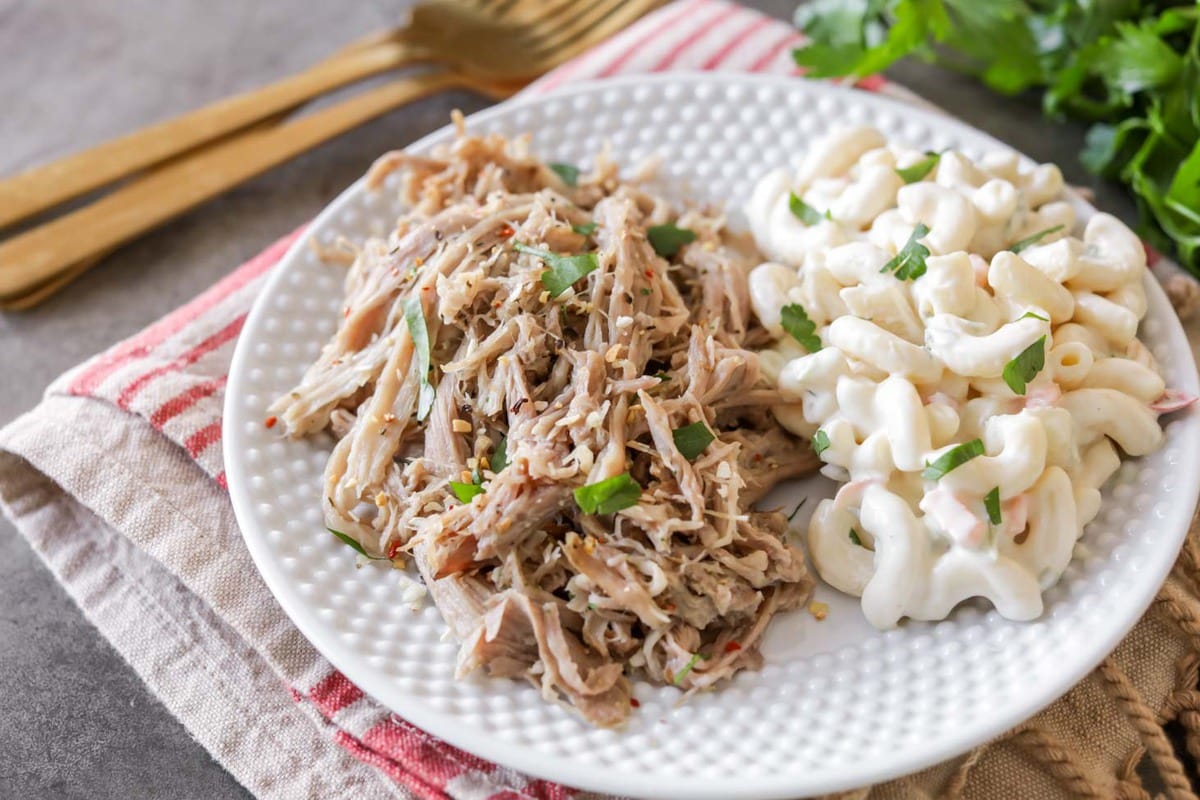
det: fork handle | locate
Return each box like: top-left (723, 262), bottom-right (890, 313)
top-left (0, 70), bottom-right (466, 301)
top-left (0, 38), bottom-right (423, 232)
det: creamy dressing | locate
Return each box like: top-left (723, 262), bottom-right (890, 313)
top-left (746, 126), bottom-right (1186, 629)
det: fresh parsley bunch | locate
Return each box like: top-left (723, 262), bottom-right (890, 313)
top-left (792, 1), bottom-right (1200, 275)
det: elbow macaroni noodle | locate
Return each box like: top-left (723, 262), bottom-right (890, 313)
top-left (747, 126), bottom-right (1188, 630)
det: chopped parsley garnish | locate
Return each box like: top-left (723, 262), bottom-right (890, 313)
top-left (780, 303), bottom-right (822, 352)
top-left (787, 497), bottom-right (808, 522)
top-left (403, 298), bottom-right (435, 421)
top-left (880, 223), bottom-right (931, 280)
top-left (1010, 225), bottom-right (1065, 253)
top-left (922, 439), bottom-right (985, 480)
top-left (788, 192), bottom-right (824, 225)
top-left (984, 487), bottom-right (1002, 526)
top-left (573, 472), bottom-right (642, 515)
top-left (1002, 336), bottom-right (1047, 396)
top-left (549, 162), bottom-right (580, 186)
top-left (811, 429), bottom-right (831, 456)
top-left (849, 528), bottom-right (864, 547)
top-left (654, 371), bottom-right (670, 382)
top-left (1020, 310), bottom-right (1049, 322)
top-left (449, 481), bottom-right (484, 504)
top-left (328, 528), bottom-right (382, 559)
top-left (491, 436), bottom-right (508, 474)
top-left (647, 223), bottom-right (697, 258)
top-left (639, 287), bottom-right (652, 295)
top-left (572, 221), bottom-right (597, 236)
top-left (672, 421), bottom-right (716, 461)
top-left (673, 652), bottom-right (708, 685)
top-left (514, 242), bottom-right (599, 297)
top-left (895, 151), bottom-right (942, 183)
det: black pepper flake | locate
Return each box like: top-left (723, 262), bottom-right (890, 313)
top-left (623, 292), bottom-right (634, 304)
top-left (434, 230), bottom-right (443, 240)
top-left (511, 398), bottom-right (528, 413)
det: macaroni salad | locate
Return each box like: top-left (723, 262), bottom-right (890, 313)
top-left (746, 126), bottom-right (1193, 629)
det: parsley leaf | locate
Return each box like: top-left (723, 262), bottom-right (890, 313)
top-left (1002, 336), bottom-right (1047, 395)
top-left (328, 528), bottom-right (382, 559)
top-left (403, 298), bottom-right (435, 422)
top-left (647, 223), bottom-right (697, 258)
top-left (880, 223), bottom-right (931, 280)
top-left (1020, 310), bottom-right (1049, 322)
top-left (984, 487), bottom-right (1002, 526)
top-left (779, 303), bottom-right (822, 352)
top-left (811, 429), bottom-right (830, 457)
top-left (672, 421), bottom-right (716, 461)
top-left (849, 528), bottom-right (864, 547)
top-left (549, 162), bottom-right (580, 186)
top-left (572, 221), bottom-right (597, 236)
top-left (922, 439), bottom-right (985, 481)
top-left (788, 192), bottom-right (824, 225)
top-left (1010, 225), bottom-right (1065, 253)
top-left (491, 436), bottom-right (508, 474)
top-left (449, 481), bottom-right (484, 504)
top-left (674, 652), bottom-right (706, 685)
top-left (787, 497), bottom-right (808, 522)
top-left (573, 472), bottom-right (642, 515)
top-left (514, 242), bottom-right (599, 298)
top-left (896, 151), bottom-right (941, 183)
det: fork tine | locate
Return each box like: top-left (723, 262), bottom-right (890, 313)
top-left (527, 0), bottom-right (664, 64)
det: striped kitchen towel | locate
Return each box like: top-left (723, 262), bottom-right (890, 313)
top-left (2, 2), bottom-right (1198, 800)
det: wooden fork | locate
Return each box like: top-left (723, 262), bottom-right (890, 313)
top-left (0, 0), bottom-right (664, 308)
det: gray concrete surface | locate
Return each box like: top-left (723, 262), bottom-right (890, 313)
top-left (0, 2), bottom-right (1137, 798)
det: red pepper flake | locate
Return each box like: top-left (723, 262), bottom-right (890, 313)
top-left (752, 453), bottom-right (763, 462)
top-left (386, 539), bottom-right (402, 560)
top-left (498, 225), bottom-right (515, 239)
top-left (630, 698), bottom-right (641, 708)
top-left (343, 307), bottom-right (351, 318)
top-left (264, 415), bottom-right (278, 429)
top-left (643, 269), bottom-right (655, 279)
top-left (724, 641), bottom-right (742, 653)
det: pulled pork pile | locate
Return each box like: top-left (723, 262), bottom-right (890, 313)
top-left (272, 121), bottom-right (818, 727)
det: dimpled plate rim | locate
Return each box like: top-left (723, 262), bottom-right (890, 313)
top-left (224, 73), bottom-right (1200, 800)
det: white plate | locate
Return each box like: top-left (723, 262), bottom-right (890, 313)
top-left (224, 73), bottom-right (1200, 800)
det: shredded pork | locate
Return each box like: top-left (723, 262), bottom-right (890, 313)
top-left (272, 119), bottom-right (818, 727)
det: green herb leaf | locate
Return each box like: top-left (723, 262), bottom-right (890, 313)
top-left (1002, 336), bottom-right (1047, 395)
top-left (1096, 21), bottom-right (1182, 95)
top-left (1020, 310), bottom-right (1049, 322)
top-left (573, 472), bottom-right (643, 515)
top-left (328, 528), bottom-right (381, 559)
top-left (880, 223), bottom-right (931, 280)
top-left (647, 223), bottom-right (697, 258)
top-left (654, 371), bottom-right (670, 382)
top-left (811, 429), bottom-right (831, 457)
top-left (779, 303), bottom-right (822, 352)
top-left (403, 298), bottom-right (436, 421)
top-left (788, 192), bottom-right (824, 225)
top-left (849, 528), bottom-right (864, 547)
top-left (549, 162), bottom-right (580, 186)
top-left (922, 439), bottom-right (986, 481)
top-left (1010, 225), bottom-right (1065, 253)
top-left (491, 436), bottom-right (508, 474)
top-left (449, 481), bottom-right (484, 504)
top-left (672, 421), bottom-right (716, 461)
top-left (674, 652), bottom-right (704, 685)
top-left (514, 242), bottom-right (599, 298)
top-left (639, 287), bottom-right (652, 295)
top-left (787, 497), bottom-right (808, 522)
top-left (572, 221), bottom-right (598, 236)
top-left (984, 487), bottom-right (1002, 526)
top-left (896, 151), bottom-right (942, 183)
